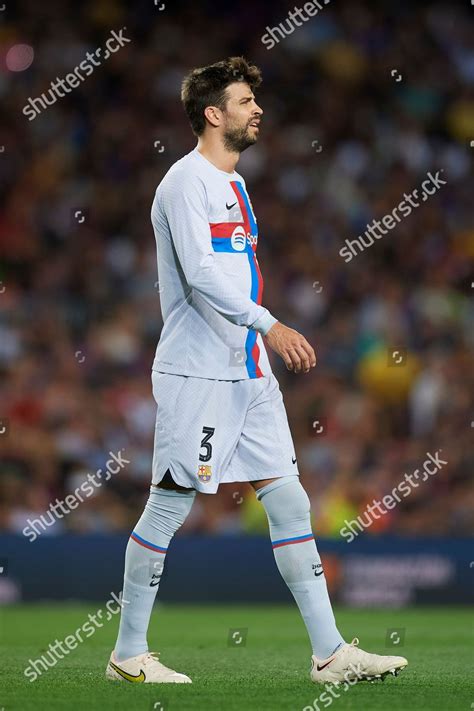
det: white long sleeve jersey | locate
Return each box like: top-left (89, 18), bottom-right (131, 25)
top-left (151, 147), bottom-right (277, 380)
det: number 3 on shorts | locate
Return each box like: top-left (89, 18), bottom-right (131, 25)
top-left (199, 426), bottom-right (215, 463)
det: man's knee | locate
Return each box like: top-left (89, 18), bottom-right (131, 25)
top-left (144, 481), bottom-right (196, 537)
top-left (258, 477), bottom-right (310, 523)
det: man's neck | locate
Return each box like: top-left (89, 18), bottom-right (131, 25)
top-left (196, 139), bottom-right (239, 175)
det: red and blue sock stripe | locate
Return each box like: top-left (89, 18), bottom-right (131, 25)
top-left (130, 531), bottom-right (167, 554)
top-left (272, 533), bottom-right (314, 549)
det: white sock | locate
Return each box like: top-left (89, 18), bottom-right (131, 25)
top-left (114, 486), bottom-right (195, 662)
top-left (256, 476), bottom-right (345, 659)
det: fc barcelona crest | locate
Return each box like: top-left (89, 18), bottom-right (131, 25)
top-left (197, 465), bottom-right (212, 482)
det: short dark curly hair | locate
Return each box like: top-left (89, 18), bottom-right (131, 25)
top-left (181, 56), bottom-right (262, 137)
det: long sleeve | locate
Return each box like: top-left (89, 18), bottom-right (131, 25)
top-left (157, 172), bottom-right (276, 335)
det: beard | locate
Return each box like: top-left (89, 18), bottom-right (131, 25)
top-left (223, 122), bottom-right (257, 153)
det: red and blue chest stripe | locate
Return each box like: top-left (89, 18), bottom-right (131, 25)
top-left (209, 181), bottom-right (263, 378)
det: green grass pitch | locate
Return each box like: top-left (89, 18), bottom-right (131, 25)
top-left (1, 604), bottom-right (472, 710)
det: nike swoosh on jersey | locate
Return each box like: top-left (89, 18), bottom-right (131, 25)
top-left (226, 201), bottom-right (237, 210)
top-left (109, 661), bottom-right (146, 682)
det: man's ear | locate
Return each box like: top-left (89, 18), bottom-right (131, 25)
top-left (203, 105), bottom-right (222, 128)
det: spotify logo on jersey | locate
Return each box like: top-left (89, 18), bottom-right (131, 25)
top-left (231, 226), bottom-right (247, 252)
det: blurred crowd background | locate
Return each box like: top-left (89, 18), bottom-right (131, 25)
top-left (1, 0), bottom-right (473, 539)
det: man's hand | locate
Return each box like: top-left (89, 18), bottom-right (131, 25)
top-left (264, 322), bottom-right (316, 373)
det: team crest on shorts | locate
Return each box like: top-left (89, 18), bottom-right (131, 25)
top-left (197, 465), bottom-right (212, 482)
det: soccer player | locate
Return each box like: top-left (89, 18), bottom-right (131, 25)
top-left (106, 57), bottom-right (408, 685)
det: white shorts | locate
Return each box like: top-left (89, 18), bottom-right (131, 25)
top-left (151, 370), bottom-right (299, 494)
